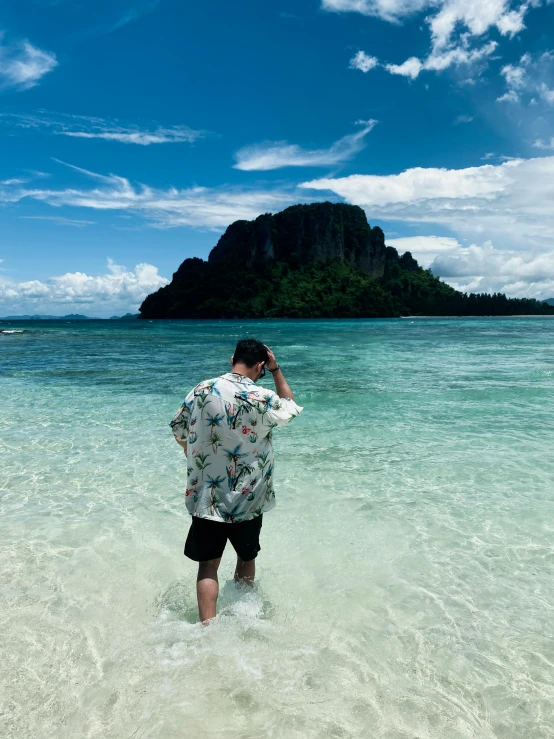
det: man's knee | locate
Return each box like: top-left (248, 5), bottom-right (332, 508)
top-left (198, 558), bottom-right (221, 579)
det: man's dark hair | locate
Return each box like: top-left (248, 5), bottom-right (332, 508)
top-left (232, 339), bottom-right (269, 368)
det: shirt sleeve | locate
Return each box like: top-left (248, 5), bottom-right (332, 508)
top-left (170, 398), bottom-right (192, 440)
top-left (259, 392), bottom-right (303, 430)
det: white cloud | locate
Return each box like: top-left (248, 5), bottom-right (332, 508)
top-left (0, 32), bottom-right (57, 90)
top-left (428, 0), bottom-right (527, 50)
top-left (323, 0), bottom-right (531, 42)
top-left (386, 234), bottom-right (554, 299)
top-left (387, 235), bottom-right (462, 265)
top-left (538, 81), bottom-right (554, 104)
top-left (385, 38), bottom-right (497, 79)
top-left (0, 161), bottom-right (299, 229)
top-left (497, 89), bottom-right (520, 103)
top-left (497, 51), bottom-right (554, 104)
top-left (385, 57), bottom-right (423, 78)
top-left (497, 55), bottom-right (529, 101)
top-left (233, 120), bottom-right (378, 171)
top-left (0, 259), bottom-right (168, 317)
top-left (423, 40), bottom-right (498, 72)
top-left (0, 111), bottom-right (204, 145)
top-left (349, 50), bottom-right (379, 72)
top-left (534, 137), bottom-right (554, 149)
top-left (332, 1), bottom-right (537, 81)
top-left (430, 241), bottom-right (554, 299)
top-left (300, 156), bottom-right (554, 250)
top-left (502, 57), bottom-right (529, 88)
top-left (321, 0), bottom-right (432, 23)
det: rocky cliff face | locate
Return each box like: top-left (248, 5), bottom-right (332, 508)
top-left (140, 202), bottom-right (404, 319)
top-left (207, 202), bottom-right (387, 279)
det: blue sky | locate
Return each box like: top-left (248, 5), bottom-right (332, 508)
top-left (1, 0), bottom-right (554, 316)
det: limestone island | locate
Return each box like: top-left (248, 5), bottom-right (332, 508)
top-left (140, 202), bottom-right (554, 319)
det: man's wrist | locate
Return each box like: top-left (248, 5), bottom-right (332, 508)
top-left (268, 365), bottom-right (280, 374)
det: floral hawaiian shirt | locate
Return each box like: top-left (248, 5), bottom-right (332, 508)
top-left (170, 372), bottom-right (303, 522)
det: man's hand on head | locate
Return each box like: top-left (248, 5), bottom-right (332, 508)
top-left (264, 345), bottom-right (279, 372)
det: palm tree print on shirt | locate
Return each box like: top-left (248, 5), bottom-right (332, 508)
top-left (224, 443), bottom-right (249, 473)
top-left (195, 451), bottom-right (211, 479)
top-left (206, 474), bottom-right (225, 516)
top-left (171, 372), bottom-right (303, 521)
top-left (206, 412), bottom-right (225, 454)
top-left (256, 451), bottom-right (271, 475)
top-left (210, 431), bottom-right (223, 454)
top-left (195, 393), bottom-right (211, 412)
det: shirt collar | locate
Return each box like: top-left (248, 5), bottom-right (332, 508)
top-left (222, 372), bottom-right (256, 385)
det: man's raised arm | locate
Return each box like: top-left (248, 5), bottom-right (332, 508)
top-left (265, 346), bottom-right (295, 400)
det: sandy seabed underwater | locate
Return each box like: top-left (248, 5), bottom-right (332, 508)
top-left (1, 317), bottom-right (554, 739)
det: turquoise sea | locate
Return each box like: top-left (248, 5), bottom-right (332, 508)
top-left (2, 317), bottom-right (554, 739)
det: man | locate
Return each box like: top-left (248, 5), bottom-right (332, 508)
top-left (170, 339), bottom-right (303, 623)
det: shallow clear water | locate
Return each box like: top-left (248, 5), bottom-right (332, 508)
top-left (1, 317), bottom-right (554, 739)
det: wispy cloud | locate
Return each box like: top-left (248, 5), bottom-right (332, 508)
top-left (0, 258), bottom-right (168, 317)
top-left (322, 0), bottom-right (429, 23)
top-left (0, 111), bottom-right (205, 145)
top-left (497, 52), bottom-right (554, 104)
top-left (77, 0), bottom-right (161, 39)
top-left (25, 169), bottom-right (51, 179)
top-left (20, 215), bottom-right (96, 227)
top-left (233, 120), bottom-right (378, 171)
top-left (0, 31), bottom-right (57, 91)
top-left (454, 115), bottom-right (474, 125)
top-left (61, 127), bottom-right (201, 145)
top-left (110, 0), bottom-right (160, 32)
top-left (0, 160), bottom-right (300, 229)
top-left (534, 137), bottom-right (554, 150)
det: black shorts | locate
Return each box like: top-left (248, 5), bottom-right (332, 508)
top-left (184, 515), bottom-right (263, 562)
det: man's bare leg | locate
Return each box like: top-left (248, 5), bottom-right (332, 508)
top-left (197, 558), bottom-right (221, 623)
top-left (234, 557), bottom-right (255, 586)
